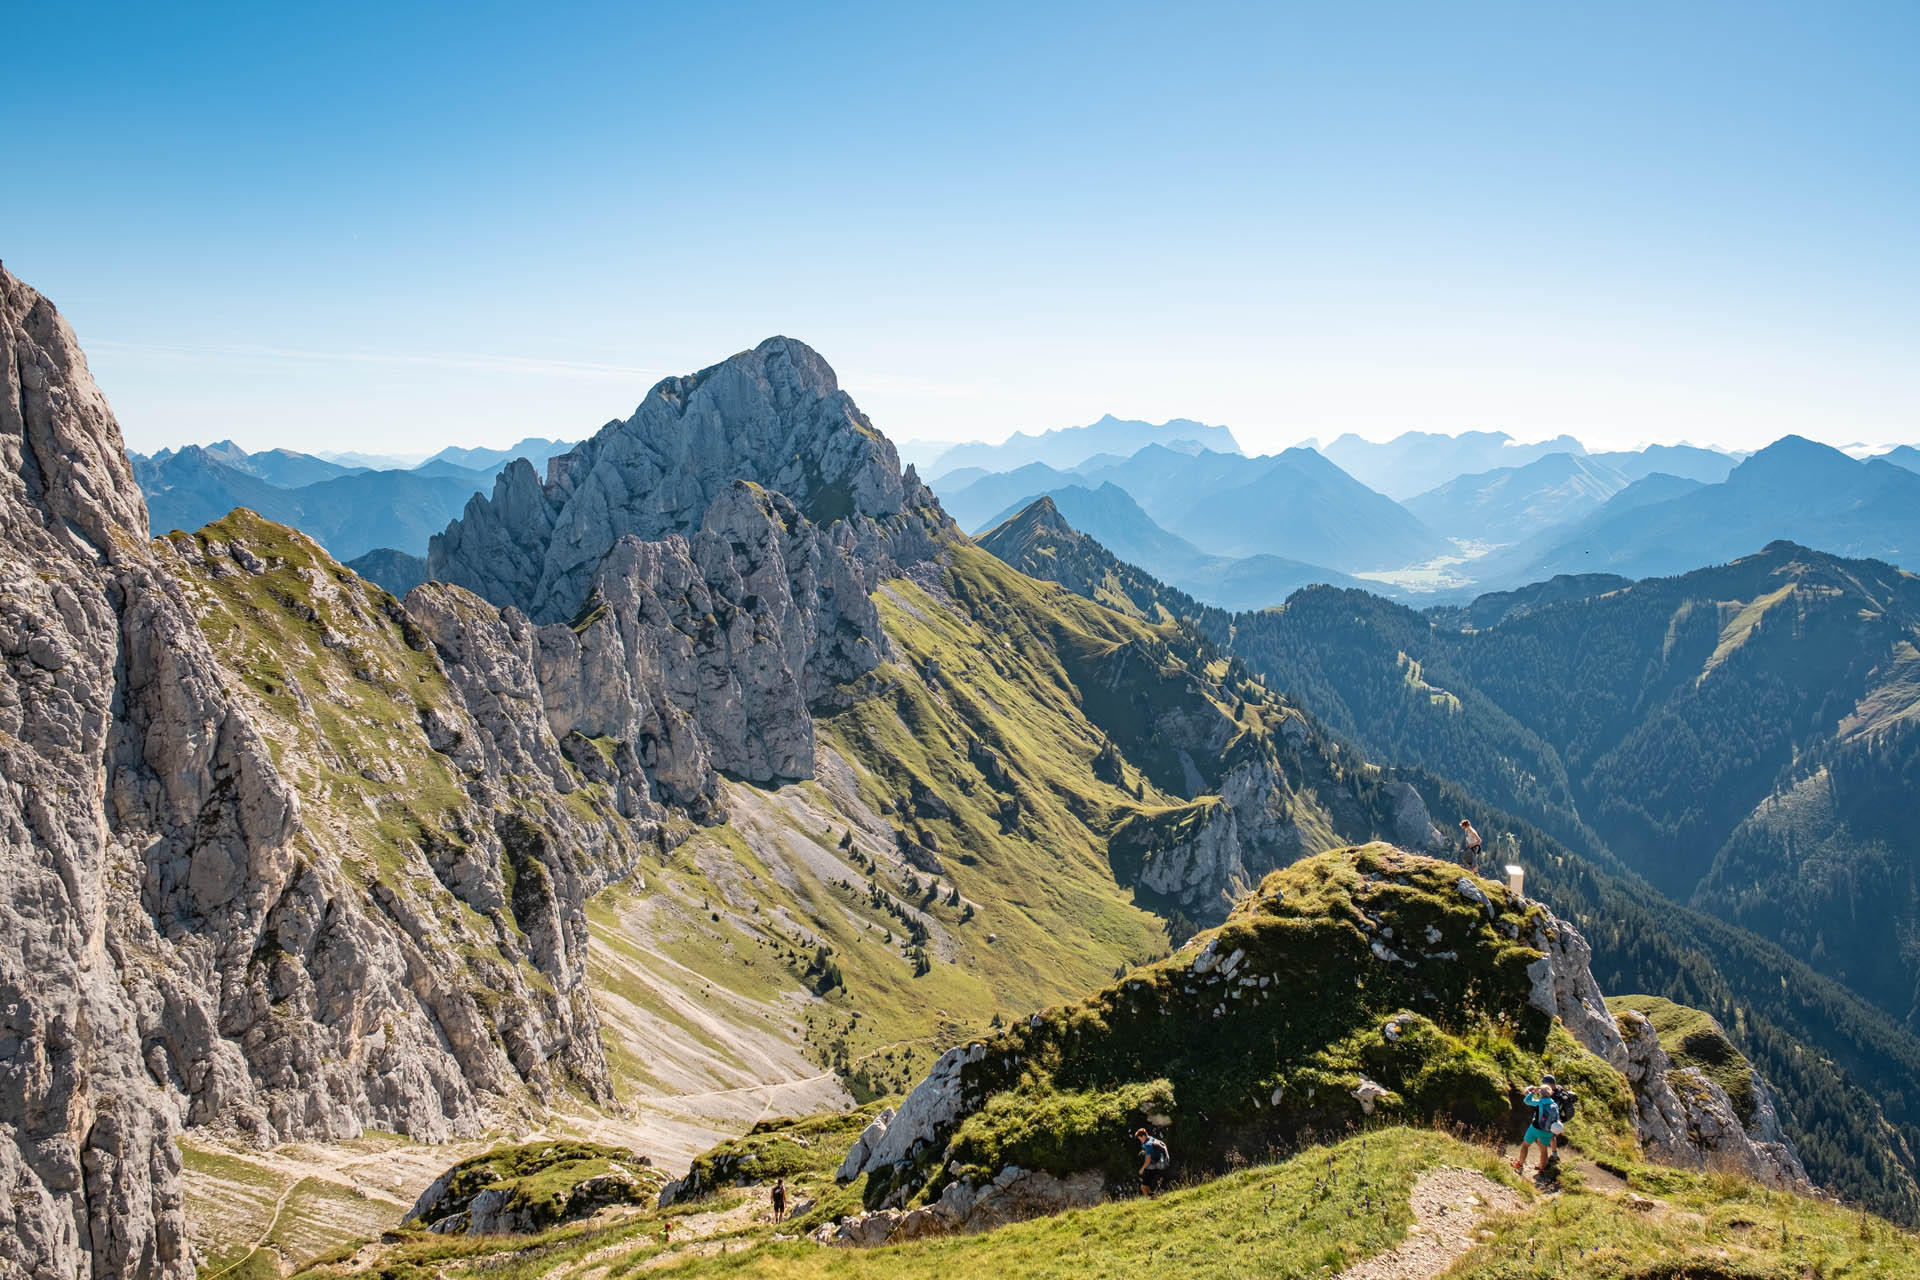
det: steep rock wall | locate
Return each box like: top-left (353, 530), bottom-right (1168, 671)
top-left (0, 265), bottom-right (657, 1279)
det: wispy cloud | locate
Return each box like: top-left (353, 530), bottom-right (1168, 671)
top-left (87, 339), bottom-right (675, 382)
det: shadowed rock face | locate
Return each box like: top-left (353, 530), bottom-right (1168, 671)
top-left (0, 265), bottom-right (660, 1279)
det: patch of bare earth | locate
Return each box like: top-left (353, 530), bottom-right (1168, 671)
top-left (1336, 1168), bottom-right (1527, 1280)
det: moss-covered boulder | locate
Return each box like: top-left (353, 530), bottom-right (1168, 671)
top-left (851, 844), bottom-right (1636, 1208)
top-left (407, 1141), bottom-right (663, 1235)
top-left (667, 1106), bottom-right (889, 1206)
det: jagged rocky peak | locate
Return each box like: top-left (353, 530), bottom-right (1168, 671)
top-left (430, 334), bottom-right (946, 623)
top-left (2, 262), bottom-right (149, 554)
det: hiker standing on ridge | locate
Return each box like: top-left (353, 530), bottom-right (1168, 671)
top-left (1459, 819), bottom-right (1483, 866)
top-left (771, 1178), bottom-right (787, 1222)
top-left (1136, 1128), bottom-right (1171, 1196)
top-left (1513, 1074), bottom-right (1562, 1178)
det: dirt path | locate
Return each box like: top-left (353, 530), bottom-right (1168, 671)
top-left (201, 1173), bottom-right (301, 1280)
top-left (1334, 1168), bottom-right (1527, 1280)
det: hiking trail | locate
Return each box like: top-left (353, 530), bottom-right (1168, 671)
top-left (1334, 1167), bottom-right (1526, 1280)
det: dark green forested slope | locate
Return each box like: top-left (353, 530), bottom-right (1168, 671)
top-left (1695, 709), bottom-right (1920, 1032)
top-left (1214, 545), bottom-right (1920, 1031)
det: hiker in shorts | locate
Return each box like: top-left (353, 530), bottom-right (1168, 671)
top-left (1135, 1128), bottom-right (1170, 1196)
top-left (771, 1177), bottom-right (787, 1221)
top-left (1513, 1074), bottom-right (1563, 1177)
top-left (1459, 819), bottom-right (1483, 866)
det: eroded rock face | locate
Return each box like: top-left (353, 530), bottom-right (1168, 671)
top-left (1616, 1010), bottom-right (1810, 1191)
top-left (0, 265), bottom-right (655, 1279)
top-left (813, 1166), bottom-right (1105, 1246)
top-left (1137, 761), bottom-right (1315, 919)
top-left (531, 482), bottom-right (894, 791)
top-left (2, 261), bottom-right (197, 1279)
top-left (842, 1042), bottom-right (989, 1185)
top-left (429, 340), bottom-right (952, 795)
top-left (1139, 763), bottom-right (1449, 923)
top-left (1525, 916), bottom-right (1630, 1069)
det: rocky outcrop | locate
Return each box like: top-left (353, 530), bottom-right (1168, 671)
top-left (429, 336), bottom-right (936, 624)
top-left (834, 1107), bottom-right (897, 1183)
top-left (406, 1141), bottom-right (662, 1236)
top-left (1616, 1010), bottom-right (1810, 1191)
top-left (1136, 762), bottom-right (1445, 922)
top-left (838, 850), bottom-right (1812, 1236)
top-left (813, 1166), bottom-right (1104, 1246)
top-left (1524, 915), bottom-right (1629, 1066)
top-left (0, 265), bottom-right (660, 1279)
top-left (1524, 914), bottom-right (1810, 1191)
top-left (1136, 763), bottom-right (1314, 918)
top-left (839, 1042), bottom-right (988, 1185)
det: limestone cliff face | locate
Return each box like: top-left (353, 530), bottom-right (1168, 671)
top-left (1134, 723), bottom-right (1447, 923)
top-left (2, 260), bottom-right (192, 1278)
top-left (0, 265), bottom-right (657, 1280)
top-left (429, 336), bottom-right (933, 624)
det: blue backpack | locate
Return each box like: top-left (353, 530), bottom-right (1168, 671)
top-left (1534, 1095), bottom-right (1562, 1129)
top-left (1144, 1137), bottom-right (1170, 1169)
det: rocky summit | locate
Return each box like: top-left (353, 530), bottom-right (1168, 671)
top-left (826, 845), bottom-right (1806, 1245)
top-left (429, 335), bottom-right (944, 625)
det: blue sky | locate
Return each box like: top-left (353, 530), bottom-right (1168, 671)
top-left (3, 1), bottom-right (1915, 458)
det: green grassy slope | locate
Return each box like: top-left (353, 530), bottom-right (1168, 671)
top-left (575, 540), bottom-right (1409, 1111)
top-left (294, 1126), bottom-right (1920, 1280)
top-left (859, 843), bottom-right (1634, 1210)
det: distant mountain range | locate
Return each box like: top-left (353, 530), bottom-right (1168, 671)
top-left (1406, 452), bottom-right (1635, 544)
top-left (941, 444), bottom-right (1448, 575)
top-left (150, 439), bottom-right (371, 487)
top-left (940, 428), bottom-right (1917, 608)
top-left (1471, 435), bottom-right (1920, 586)
top-left (129, 437), bottom-right (576, 561)
top-left (979, 487), bottom-right (1364, 611)
top-left (1877, 444), bottom-right (1920, 474)
top-left (921, 414), bottom-right (1241, 480)
top-left (1319, 429), bottom-right (1590, 499)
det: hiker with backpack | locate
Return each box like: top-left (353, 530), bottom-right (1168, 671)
top-left (1459, 819), bottom-right (1484, 867)
top-left (1513, 1073), bottom-right (1565, 1177)
top-left (771, 1177), bottom-right (787, 1221)
top-left (1135, 1128), bottom-right (1171, 1196)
